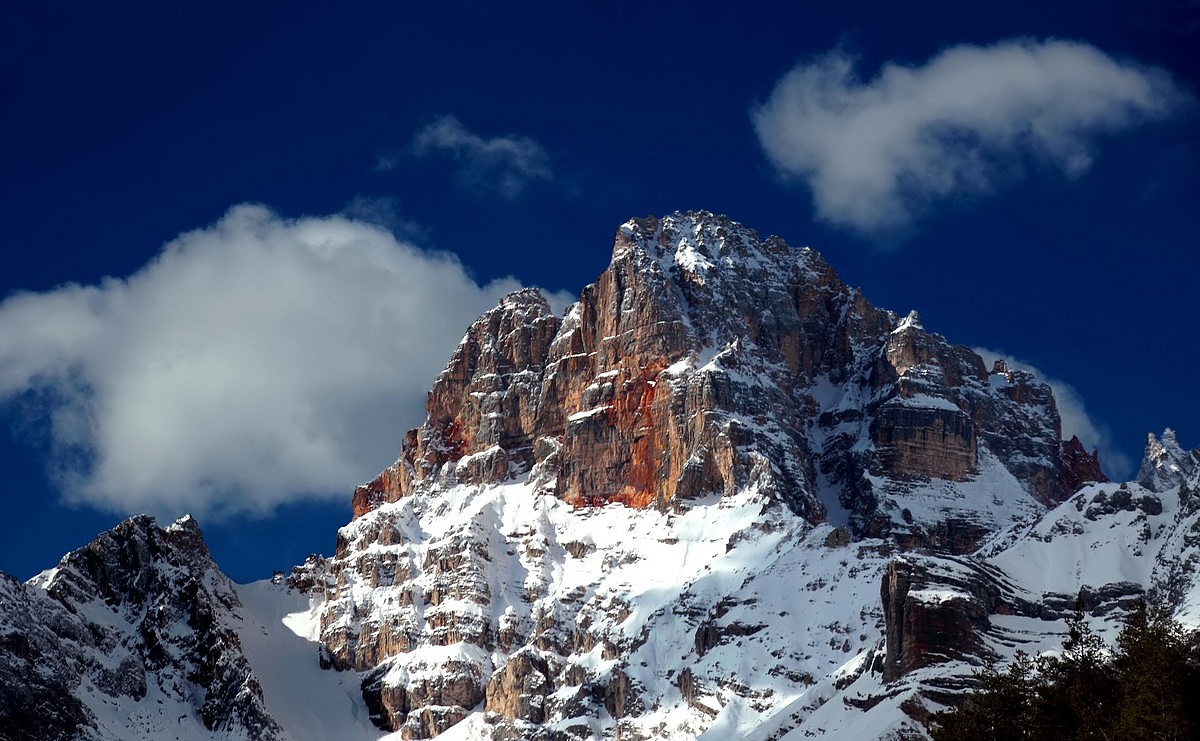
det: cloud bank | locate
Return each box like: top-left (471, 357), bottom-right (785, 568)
top-left (0, 206), bottom-right (573, 519)
top-left (752, 39), bottom-right (1182, 235)
top-left (407, 114), bottom-right (553, 198)
top-left (973, 347), bottom-right (1133, 479)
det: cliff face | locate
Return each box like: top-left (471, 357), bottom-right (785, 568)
top-left (350, 288), bottom-right (562, 517)
top-left (318, 212), bottom-right (1097, 738)
top-left (356, 211), bottom-right (1076, 542)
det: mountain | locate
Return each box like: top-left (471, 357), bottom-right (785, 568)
top-left (0, 515), bottom-right (377, 740)
top-left (0, 515), bottom-right (282, 740)
top-left (1, 211), bottom-right (1192, 740)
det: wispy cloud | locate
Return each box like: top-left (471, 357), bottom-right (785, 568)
top-left (406, 114), bottom-right (553, 198)
top-left (752, 39), bottom-right (1183, 236)
top-left (973, 347), bottom-right (1133, 479)
top-left (0, 205), bottom-right (573, 520)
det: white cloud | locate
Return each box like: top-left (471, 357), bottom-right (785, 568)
top-left (409, 114), bottom-right (553, 198)
top-left (752, 39), bottom-right (1183, 235)
top-left (973, 347), bottom-right (1133, 479)
top-left (0, 205), bottom-right (574, 520)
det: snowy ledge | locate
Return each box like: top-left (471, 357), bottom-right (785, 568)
top-left (568, 405), bottom-right (611, 422)
top-left (906, 589), bottom-right (975, 605)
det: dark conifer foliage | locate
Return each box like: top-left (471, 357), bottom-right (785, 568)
top-left (931, 603), bottom-right (1200, 741)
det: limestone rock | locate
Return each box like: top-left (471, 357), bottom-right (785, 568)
top-left (485, 649), bottom-right (552, 723)
top-left (358, 288), bottom-right (562, 506)
top-left (355, 212), bottom-right (1077, 538)
top-left (881, 558), bottom-right (1003, 683)
top-left (362, 658), bottom-right (486, 736)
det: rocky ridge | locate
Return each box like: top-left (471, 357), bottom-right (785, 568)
top-left (0, 515), bottom-right (281, 741)
top-left (785, 429), bottom-right (1200, 740)
top-left (357, 212), bottom-right (1077, 546)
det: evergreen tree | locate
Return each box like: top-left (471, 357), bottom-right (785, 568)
top-left (1035, 610), bottom-right (1114, 740)
top-left (930, 652), bottom-right (1039, 741)
top-left (930, 603), bottom-right (1200, 741)
top-left (1111, 602), bottom-right (1199, 740)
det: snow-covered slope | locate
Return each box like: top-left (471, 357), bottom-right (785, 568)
top-left (233, 580), bottom-right (379, 740)
top-left (308, 475), bottom-right (902, 738)
top-left (8, 435), bottom-right (1188, 740)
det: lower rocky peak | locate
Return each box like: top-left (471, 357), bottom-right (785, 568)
top-left (1060, 435), bottom-right (1107, 494)
top-left (1138, 428), bottom-right (1197, 492)
top-left (1, 515), bottom-right (283, 741)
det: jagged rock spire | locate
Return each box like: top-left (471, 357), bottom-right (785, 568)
top-left (1138, 428), bottom-right (1195, 492)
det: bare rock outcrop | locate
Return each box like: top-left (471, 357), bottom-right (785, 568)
top-left (1060, 435), bottom-right (1107, 494)
top-left (485, 649), bottom-right (552, 723)
top-left (881, 558), bottom-right (1010, 683)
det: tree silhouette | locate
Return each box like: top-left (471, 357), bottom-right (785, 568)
top-left (930, 603), bottom-right (1200, 741)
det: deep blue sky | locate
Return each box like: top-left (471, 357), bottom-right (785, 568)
top-left (2, 1), bottom-right (1197, 582)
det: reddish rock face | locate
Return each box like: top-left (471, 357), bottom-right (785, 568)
top-left (354, 212), bottom-right (1079, 537)
top-left (881, 558), bottom-right (1015, 683)
top-left (882, 560), bottom-right (984, 682)
top-left (1060, 435), bottom-right (1107, 494)
top-left (352, 463), bottom-right (406, 518)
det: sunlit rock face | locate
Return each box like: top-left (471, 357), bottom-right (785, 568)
top-left (355, 212), bottom-right (1076, 536)
top-left (1060, 434), bottom-right (1108, 495)
top-left (320, 212), bottom-right (1096, 737)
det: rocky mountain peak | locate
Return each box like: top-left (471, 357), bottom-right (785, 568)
top-left (315, 212), bottom-right (1103, 737)
top-left (896, 309), bottom-right (923, 331)
top-left (610, 210), bottom-right (846, 372)
top-left (1138, 428), bottom-right (1196, 492)
top-left (35, 513), bottom-right (221, 609)
top-left (2, 516), bottom-right (283, 741)
top-left (353, 211), bottom-right (1079, 537)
